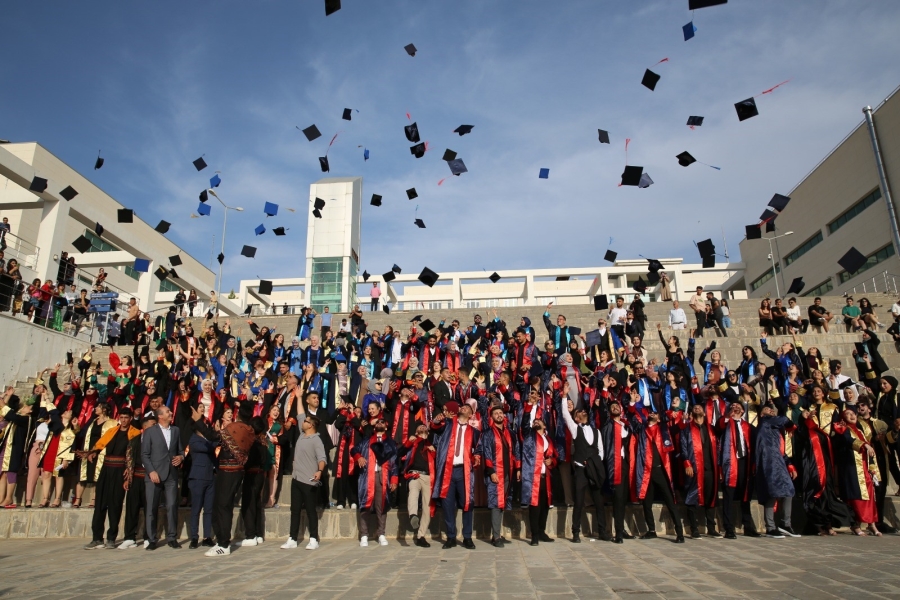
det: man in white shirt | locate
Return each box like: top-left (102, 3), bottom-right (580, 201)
top-left (561, 392), bottom-right (606, 543)
top-left (608, 297), bottom-right (628, 341)
top-left (689, 286), bottom-right (706, 337)
top-left (669, 300), bottom-right (687, 330)
top-left (891, 296), bottom-right (900, 322)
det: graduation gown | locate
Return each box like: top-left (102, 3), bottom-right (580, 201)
top-left (431, 417), bottom-right (480, 510)
top-left (832, 421), bottom-right (877, 523)
top-left (677, 416), bottom-right (719, 507)
top-left (796, 403), bottom-right (852, 528)
top-left (717, 416), bottom-right (753, 498)
top-left (477, 422), bottom-right (518, 510)
top-left (754, 415), bottom-right (796, 504)
top-left (600, 417), bottom-right (633, 494)
top-left (519, 412), bottom-right (557, 507)
top-left (626, 405), bottom-right (674, 501)
top-left (352, 434), bottom-right (399, 512)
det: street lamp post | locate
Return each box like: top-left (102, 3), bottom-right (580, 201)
top-left (207, 189), bottom-right (243, 316)
top-left (766, 231), bottom-right (793, 298)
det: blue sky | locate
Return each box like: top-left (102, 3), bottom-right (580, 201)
top-left (3, 0), bottom-right (900, 293)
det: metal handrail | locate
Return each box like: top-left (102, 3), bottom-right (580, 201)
top-left (1, 230), bottom-right (39, 269)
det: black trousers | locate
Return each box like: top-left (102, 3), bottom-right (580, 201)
top-left (722, 457), bottom-right (755, 533)
top-left (332, 474), bottom-right (359, 506)
top-left (572, 464), bottom-right (606, 538)
top-left (694, 311), bottom-right (705, 336)
top-left (370, 298), bottom-right (379, 311)
top-left (241, 471), bottom-right (266, 539)
top-left (212, 471), bottom-right (244, 547)
top-left (641, 466), bottom-right (683, 536)
top-left (91, 467), bottom-right (127, 542)
top-left (123, 475), bottom-right (146, 541)
top-left (528, 476), bottom-right (550, 541)
top-left (686, 469), bottom-right (717, 533)
top-left (290, 479), bottom-right (320, 541)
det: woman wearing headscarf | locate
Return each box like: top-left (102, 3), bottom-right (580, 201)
top-left (875, 376), bottom-right (899, 424)
top-left (832, 408), bottom-right (880, 536)
top-left (0, 392), bottom-right (35, 508)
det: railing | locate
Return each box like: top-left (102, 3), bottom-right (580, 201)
top-left (850, 270), bottom-right (899, 295)
top-left (1, 231), bottom-right (39, 270)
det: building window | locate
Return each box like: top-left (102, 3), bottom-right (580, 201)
top-left (828, 188), bottom-right (881, 233)
top-left (483, 299), bottom-right (499, 308)
top-left (502, 298), bottom-right (519, 307)
top-left (465, 300), bottom-right (480, 309)
top-left (82, 229), bottom-right (118, 253)
top-left (121, 265), bottom-right (140, 281)
top-left (536, 297), bottom-right (556, 305)
top-left (427, 301), bottom-right (444, 310)
top-left (838, 244), bottom-right (895, 283)
top-left (802, 279), bottom-right (834, 297)
top-left (783, 232), bottom-right (823, 267)
top-left (310, 258), bottom-right (343, 313)
top-left (159, 278), bottom-right (180, 293)
top-left (750, 264), bottom-right (780, 291)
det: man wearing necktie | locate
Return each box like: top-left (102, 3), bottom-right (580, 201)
top-left (718, 403), bottom-right (759, 539)
top-left (431, 402), bottom-right (481, 549)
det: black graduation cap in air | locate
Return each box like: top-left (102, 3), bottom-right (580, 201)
top-left (766, 220), bottom-right (776, 233)
top-left (454, 125), bottom-right (474, 136)
top-left (641, 69), bottom-right (661, 91)
top-left (217, 252), bottom-right (225, 264)
top-left (604, 250), bottom-right (617, 263)
top-left (259, 280), bottom-right (273, 295)
top-left (404, 44), bottom-right (417, 57)
top-left (199, 189), bottom-right (208, 202)
top-left (60, 186), bottom-right (78, 201)
top-left (95, 223), bottom-right (104, 237)
top-left (193, 157), bottom-right (207, 171)
top-left (838, 247), bottom-right (867, 274)
top-left (598, 129), bottom-right (610, 144)
top-left (382, 271), bottom-right (396, 283)
top-left (410, 143), bottom-right (426, 158)
top-left (342, 108), bottom-right (352, 121)
top-left (448, 159), bottom-right (467, 176)
top-left (419, 267), bottom-right (438, 287)
top-left (689, 0), bottom-right (727, 8)
top-left (648, 259), bottom-right (664, 272)
top-left (273, 227), bottom-right (287, 236)
top-left (314, 198), bottom-right (326, 211)
top-left (768, 194), bottom-right (791, 212)
top-left (647, 271), bottom-right (660, 285)
top-left (697, 239), bottom-right (715, 258)
top-left (169, 269), bottom-right (179, 279)
top-left (404, 123), bottom-right (421, 143)
top-left (155, 220), bottom-right (171, 234)
top-left (676, 151), bottom-right (696, 167)
top-left (406, 188), bottom-right (418, 200)
top-left (312, 209), bottom-right (322, 219)
top-left (735, 98), bottom-right (759, 121)
top-left (392, 264), bottom-right (402, 274)
top-left (593, 295), bottom-right (609, 311)
top-left (702, 255), bottom-right (716, 268)
top-left (169, 255), bottom-right (183, 267)
top-left (621, 166), bottom-right (643, 187)
top-left (787, 277), bottom-right (805, 295)
top-left (319, 157), bottom-right (330, 172)
top-left (383, 305), bottom-right (391, 314)
top-left (633, 277), bottom-right (647, 293)
top-left (410, 315), bottom-right (423, 323)
top-left (117, 209), bottom-right (133, 223)
top-left (325, 0), bottom-right (341, 16)
top-left (489, 272), bottom-right (501, 283)
top-left (414, 218), bottom-right (426, 229)
top-left (687, 116), bottom-right (704, 127)
top-left (94, 155), bottom-right (104, 170)
top-left (155, 266), bottom-right (170, 281)
top-left (442, 149), bottom-right (457, 161)
top-left (760, 209), bottom-right (778, 222)
top-left (241, 245), bottom-right (257, 258)
top-left (72, 235), bottom-right (92, 254)
top-left (302, 125), bottom-right (322, 141)
top-left (370, 194), bottom-right (382, 207)
top-left (639, 173), bottom-right (654, 188)
top-left (29, 177), bottom-right (48, 193)
top-left (419, 319), bottom-right (436, 332)
top-left (362, 271), bottom-right (370, 282)
top-left (745, 224), bottom-right (762, 240)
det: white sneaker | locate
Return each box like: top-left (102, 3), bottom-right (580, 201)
top-left (305, 538), bottom-right (319, 550)
top-left (336, 504), bottom-right (344, 510)
top-left (205, 544), bottom-right (231, 556)
top-left (240, 538), bottom-right (258, 547)
top-left (143, 540), bottom-right (150, 549)
top-left (118, 539), bottom-right (136, 550)
top-left (350, 503), bottom-right (357, 509)
top-left (360, 536), bottom-right (369, 547)
top-left (280, 538), bottom-right (298, 549)
top-left (256, 536), bottom-right (264, 544)
top-left (378, 535), bottom-right (388, 546)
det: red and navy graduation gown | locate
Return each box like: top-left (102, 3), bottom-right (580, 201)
top-left (717, 416), bottom-right (753, 500)
top-left (477, 421), bottom-right (519, 510)
top-left (431, 416), bottom-right (480, 510)
top-left (626, 403), bottom-right (674, 501)
top-left (677, 415), bottom-right (719, 507)
top-left (388, 395), bottom-right (422, 444)
top-left (352, 434), bottom-right (399, 512)
top-left (519, 412), bottom-right (557, 507)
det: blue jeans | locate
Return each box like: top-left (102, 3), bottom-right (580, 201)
top-left (188, 479), bottom-right (214, 540)
top-left (722, 317), bottom-right (732, 328)
top-left (443, 465), bottom-right (473, 540)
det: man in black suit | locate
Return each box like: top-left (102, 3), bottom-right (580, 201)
top-left (433, 368), bottom-right (455, 411)
top-left (141, 405), bottom-right (184, 549)
top-left (187, 417), bottom-right (217, 549)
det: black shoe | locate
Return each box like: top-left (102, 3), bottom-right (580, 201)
top-left (167, 540), bottom-right (181, 549)
top-left (690, 530), bottom-right (702, 539)
top-left (201, 538), bottom-right (215, 547)
top-left (415, 536), bottom-right (431, 548)
top-left (572, 533), bottom-right (581, 543)
top-left (491, 538), bottom-right (503, 547)
top-left (674, 535), bottom-right (685, 544)
top-left (538, 534), bottom-right (554, 543)
top-left (706, 529), bottom-right (723, 538)
top-left (724, 531), bottom-right (736, 540)
top-left (442, 538), bottom-right (457, 550)
top-left (744, 528), bottom-right (761, 538)
top-left (462, 538), bottom-right (476, 550)
top-left (612, 535), bottom-right (623, 544)
top-left (529, 540), bottom-right (539, 546)
top-left (498, 536), bottom-right (510, 544)
top-left (640, 531), bottom-right (657, 540)
top-left (621, 532), bottom-right (635, 540)
top-left (409, 514), bottom-right (420, 531)
top-left (777, 526), bottom-right (800, 538)
top-left (189, 539), bottom-right (199, 549)
top-left (876, 522), bottom-right (896, 535)
top-left (765, 529), bottom-right (785, 539)
top-left (146, 541), bottom-right (157, 551)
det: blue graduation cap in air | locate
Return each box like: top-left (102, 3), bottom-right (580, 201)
top-left (683, 21), bottom-right (697, 41)
top-left (197, 202), bottom-right (211, 216)
top-left (255, 224), bottom-right (266, 236)
top-left (133, 258), bottom-right (150, 273)
top-left (539, 168), bottom-right (549, 179)
top-left (263, 202), bottom-right (278, 217)
top-left (364, 148), bottom-right (370, 161)
top-left (209, 174), bottom-right (221, 188)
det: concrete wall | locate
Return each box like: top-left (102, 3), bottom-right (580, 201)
top-left (0, 314), bottom-right (90, 387)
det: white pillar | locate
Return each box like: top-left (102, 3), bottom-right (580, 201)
top-left (451, 276), bottom-right (462, 309)
top-left (136, 262), bottom-right (156, 313)
top-left (524, 274), bottom-right (536, 305)
top-left (35, 198), bottom-right (69, 283)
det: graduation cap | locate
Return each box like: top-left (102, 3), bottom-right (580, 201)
top-left (766, 220), bottom-right (776, 233)
top-left (489, 272), bottom-right (501, 283)
top-left (342, 108), bottom-right (352, 121)
top-left (169, 268), bottom-right (179, 279)
top-left (638, 173), bottom-right (654, 188)
top-left (687, 116), bottom-right (704, 127)
top-left (676, 151), bottom-right (696, 167)
top-left (370, 194), bottom-right (382, 207)
top-left (319, 156), bottom-right (330, 172)
top-left (448, 159), bottom-right (467, 176)
top-left (632, 277), bottom-right (647, 293)
top-left (155, 220), bottom-right (171, 234)
top-left (199, 189), bottom-right (208, 202)
top-left (735, 98), bottom-right (759, 121)
top-left (404, 123), bottom-right (421, 143)
top-left (273, 227), bottom-right (286, 236)
top-left (390, 264), bottom-right (402, 274)
top-left (362, 270), bottom-right (370, 282)
top-left (209, 174), bottom-right (221, 188)
top-left (538, 168), bottom-right (549, 179)
top-left (94, 223), bottom-right (104, 237)
top-left (72, 235), bottom-right (92, 254)
top-left (117, 208), bottom-right (133, 223)
top-left (598, 129), bottom-right (610, 144)
top-left (410, 315), bottom-right (423, 323)
top-left (745, 224), bottom-right (762, 240)
top-left (697, 239), bottom-right (715, 258)
top-left (442, 149), bottom-right (457, 161)
top-left (217, 252), bottom-right (225, 264)
top-left (760, 209), bottom-right (778, 222)
top-left (255, 224), bottom-right (266, 236)
top-left (419, 318), bottom-right (436, 332)
top-left (585, 329), bottom-right (604, 347)
top-left (621, 166), bottom-right (643, 186)
top-left (264, 201), bottom-right (279, 216)
top-left (197, 203), bottom-right (211, 216)
top-left (94, 155), bottom-right (104, 170)
top-left (29, 176), bottom-right (48, 193)
top-left (133, 258), bottom-right (150, 273)
top-left (325, 0), bottom-right (341, 15)
top-left (383, 305), bottom-right (390, 315)
top-left (382, 271), bottom-right (396, 283)
top-left (414, 218), bottom-right (426, 229)
top-left (454, 125), bottom-right (474, 136)
top-left (689, 0), bottom-right (727, 8)
top-left (193, 157), bottom-right (207, 171)
top-left (241, 245), bottom-right (257, 258)
top-left (155, 266), bottom-right (169, 281)
top-left (641, 69), bottom-right (660, 91)
top-left (404, 43), bottom-right (417, 57)
top-left (406, 188), bottom-right (418, 200)
top-left (702, 255), bottom-right (716, 268)
top-left (648, 259), bottom-right (664, 272)
top-left (258, 280), bottom-right (273, 295)
top-left (169, 255), bottom-right (183, 267)
top-left (683, 21), bottom-right (697, 41)
top-left (787, 277), bottom-right (805, 295)
top-left (647, 270), bottom-right (660, 285)
top-left (838, 247), bottom-right (867, 274)
top-left (418, 267), bottom-right (438, 287)
top-left (312, 209), bottom-right (322, 219)
top-left (604, 249), bottom-right (617, 263)
top-left (593, 295), bottom-right (609, 311)
top-left (302, 125), bottom-right (321, 141)
top-left (313, 198), bottom-right (325, 211)
top-left (768, 194), bottom-right (791, 212)
top-left (59, 185), bottom-right (78, 201)
top-left (410, 143), bottom-right (426, 158)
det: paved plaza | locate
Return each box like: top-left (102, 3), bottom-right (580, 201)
top-left (2, 534), bottom-right (900, 599)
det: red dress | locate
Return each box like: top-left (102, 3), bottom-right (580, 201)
top-left (41, 435), bottom-right (61, 471)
